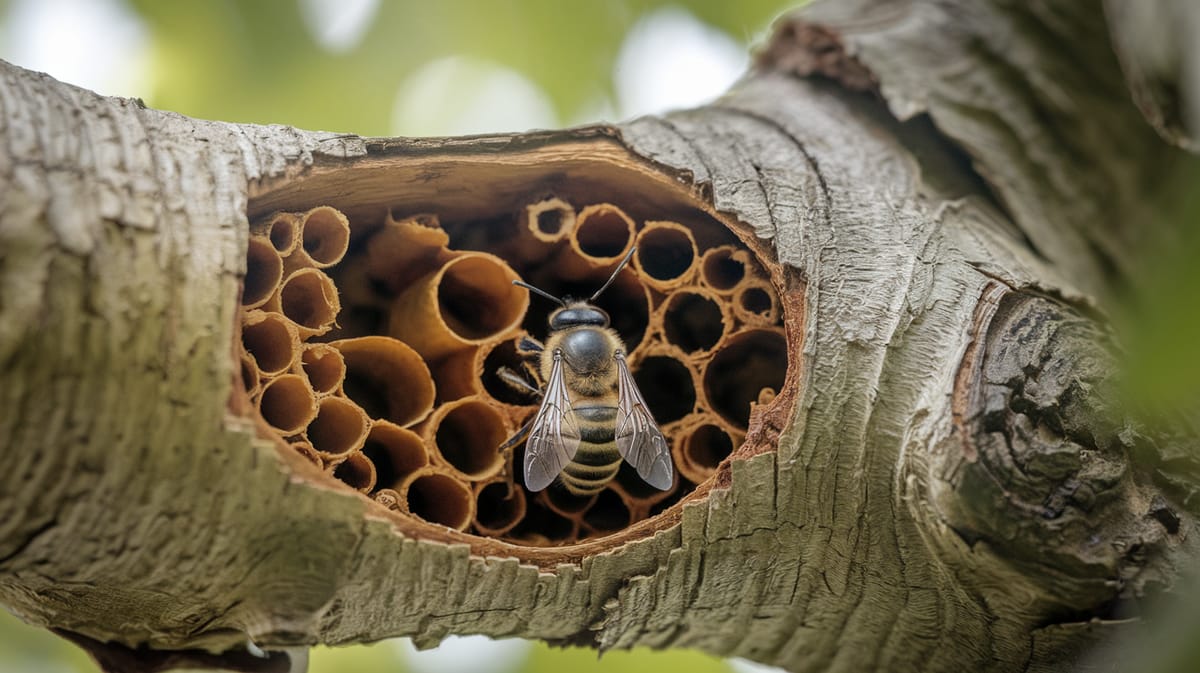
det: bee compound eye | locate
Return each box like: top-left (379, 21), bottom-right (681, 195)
top-left (550, 307), bottom-right (608, 329)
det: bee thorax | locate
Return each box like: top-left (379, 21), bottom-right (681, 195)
top-left (559, 328), bottom-right (614, 374)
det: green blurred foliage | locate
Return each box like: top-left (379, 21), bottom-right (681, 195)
top-left (1, 604), bottom-right (740, 673)
top-left (523, 642), bottom-right (735, 673)
top-left (0, 608), bottom-right (95, 673)
top-left (309, 638), bottom-right (407, 672)
top-left (310, 639), bottom-right (738, 673)
top-left (126, 0), bottom-right (793, 135)
top-left (1116, 157), bottom-right (1200, 418)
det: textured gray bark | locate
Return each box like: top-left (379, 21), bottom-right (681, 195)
top-left (1, 1), bottom-right (1198, 672)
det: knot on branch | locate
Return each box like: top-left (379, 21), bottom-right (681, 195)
top-left (944, 284), bottom-right (1191, 615)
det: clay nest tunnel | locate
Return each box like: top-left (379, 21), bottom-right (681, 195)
top-left (239, 138), bottom-right (796, 558)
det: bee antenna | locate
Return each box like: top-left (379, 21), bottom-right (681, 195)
top-left (512, 280), bottom-right (566, 307)
top-left (590, 246), bottom-right (636, 302)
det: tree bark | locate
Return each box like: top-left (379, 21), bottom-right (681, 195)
top-left (1, 1), bottom-right (1197, 672)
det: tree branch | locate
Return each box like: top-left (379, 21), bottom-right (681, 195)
top-left (1, 1), bottom-right (1196, 671)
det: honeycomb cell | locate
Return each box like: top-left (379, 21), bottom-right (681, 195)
top-left (334, 336), bottom-right (435, 427)
top-left (258, 374), bottom-right (316, 435)
top-left (389, 253), bottom-right (528, 360)
top-left (333, 451), bottom-right (376, 492)
top-left (242, 310), bottom-right (298, 376)
top-left (704, 328), bottom-right (788, 429)
top-left (402, 470), bottom-right (474, 531)
top-left (428, 397), bottom-right (508, 480)
top-left (700, 245), bottom-right (750, 293)
top-left (243, 237), bottom-right (283, 309)
top-left (572, 203), bottom-right (635, 260)
top-left (293, 206), bottom-right (350, 269)
top-left (634, 221), bottom-right (697, 290)
top-left (681, 421), bottom-right (737, 481)
top-left (552, 203), bottom-right (636, 282)
top-left (364, 213), bottom-right (454, 293)
top-left (507, 497), bottom-right (576, 545)
top-left (362, 421), bottom-right (428, 491)
top-left (307, 396), bottom-right (369, 460)
top-left (632, 354), bottom-right (696, 424)
top-left (289, 440), bottom-right (322, 467)
top-left (521, 196), bottom-right (575, 241)
top-left (661, 290), bottom-right (726, 354)
top-left (240, 351), bottom-right (261, 397)
top-left (474, 481), bottom-right (526, 536)
top-left (373, 488), bottom-right (402, 511)
top-left (430, 347), bottom-right (483, 403)
top-left (276, 268), bottom-right (340, 337)
top-left (264, 212), bottom-right (299, 256)
top-left (299, 343), bottom-right (345, 396)
top-left (582, 488), bottom-right (632, 534)
top-left (734, 279), bottom-right (780, 326)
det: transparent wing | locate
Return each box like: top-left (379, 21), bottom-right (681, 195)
top-left (613, 351), bottom-right (673, 490)
top-left (523, 350), bottom-right (581, 491)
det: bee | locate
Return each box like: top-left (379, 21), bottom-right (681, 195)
top-left (499, 247), bottom-right (673, 496)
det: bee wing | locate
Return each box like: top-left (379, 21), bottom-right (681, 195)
top-left (613, 352), bottom-right (673, 490)
top-left (523, 352), bottom-right (581, 491)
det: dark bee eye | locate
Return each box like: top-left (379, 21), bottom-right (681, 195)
top-left (550, 307), bottom-right (610, 329)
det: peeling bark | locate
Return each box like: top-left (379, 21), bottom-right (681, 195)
top-left (1, 0), bottom-right (1198, 672)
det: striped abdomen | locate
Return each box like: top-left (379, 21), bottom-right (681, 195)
top-left (561, 406), bottom-right (620, 496)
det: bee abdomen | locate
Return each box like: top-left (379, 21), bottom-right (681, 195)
top-left (561, 450), bottom-right (621, 496)
top-left (563, 406), bottom-right (620, 496)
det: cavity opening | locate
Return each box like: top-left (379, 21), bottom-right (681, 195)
top-left (633, 355), bottom-right (695, 424)
top-left (662, 291), bottom-right (724, 353)
top-left (704, 329), bottom-right (787, 429)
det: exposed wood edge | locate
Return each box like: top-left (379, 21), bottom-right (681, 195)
top-left (950, 279), bottom-right (1012, 463)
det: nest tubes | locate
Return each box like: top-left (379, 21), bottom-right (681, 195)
top-left (239, 196), bottom-right (786, 546)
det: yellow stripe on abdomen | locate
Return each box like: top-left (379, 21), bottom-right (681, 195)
top-left (562, 407), bottom-right (620, 496)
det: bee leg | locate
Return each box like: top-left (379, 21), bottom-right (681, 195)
top-left (517, 335), bottom-right (544, 354)
top-left (498, 417), bottom-right (535, 498)
top-left (498, 366), bottom-right (542, 398)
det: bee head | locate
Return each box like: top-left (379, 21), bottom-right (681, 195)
top-left (549, 302), bottom-right (610, 330)
top-left (511, 245), bottom-right (635, 333)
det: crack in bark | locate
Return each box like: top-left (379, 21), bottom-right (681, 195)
top-left (709, 103), bottom-right (833, 233)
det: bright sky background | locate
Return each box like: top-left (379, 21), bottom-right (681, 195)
top-left (0, 1), bottom-right (779, 671)
top-left (1, 0), bottom-right (749, 135)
